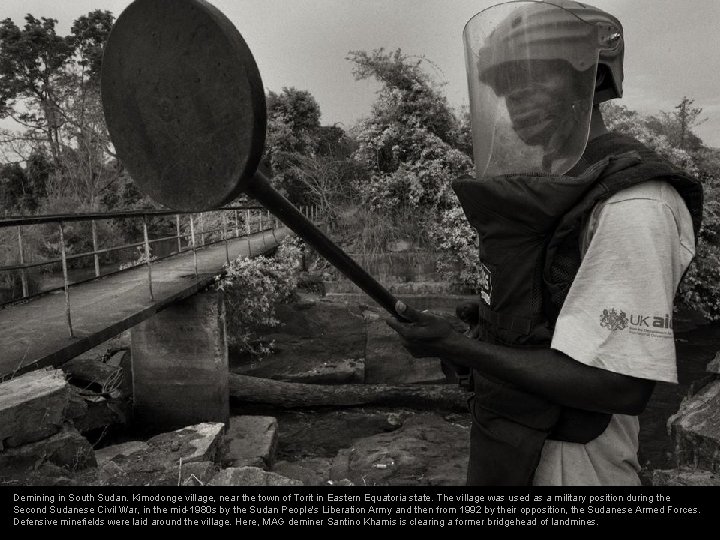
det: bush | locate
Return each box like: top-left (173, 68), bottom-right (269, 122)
top-left (428, 204), bottom-right (482, 293)
top-left (677, 182), bottom-right (720, 321)
top-left (217, 235), bottom-right (302, 357)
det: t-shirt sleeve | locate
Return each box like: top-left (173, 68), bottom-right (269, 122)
top-left (550, 192), bottom-right (695, 384)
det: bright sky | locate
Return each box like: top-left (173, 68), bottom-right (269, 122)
top-left (2, 0), bottom-right (719, 147)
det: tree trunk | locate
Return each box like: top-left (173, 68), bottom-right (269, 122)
top-left (229, 373), bottom-right (468, 412)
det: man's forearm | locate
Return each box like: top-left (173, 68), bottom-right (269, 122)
top-left (440, 333), bottom-right (654, 415)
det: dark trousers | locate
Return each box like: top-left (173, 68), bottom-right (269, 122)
top-left (465, 396), bottom-right (548, 486)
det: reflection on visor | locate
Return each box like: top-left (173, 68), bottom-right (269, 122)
top-left (464, 1), bottom-right (601, 176)
top-left (482, 59), bottom-right (587, 98)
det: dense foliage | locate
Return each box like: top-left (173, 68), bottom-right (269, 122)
top-left (345, 49), bottom-right (480, 289)
top-left (218, 235), bottom-right (303, 356)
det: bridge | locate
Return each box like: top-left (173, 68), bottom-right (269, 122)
top-left (0, 207), bottom-right (315, 426)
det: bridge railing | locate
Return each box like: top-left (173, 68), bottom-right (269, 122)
top-left (0, 205), bottom-right (318, 335)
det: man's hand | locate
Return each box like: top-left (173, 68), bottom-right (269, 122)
top-left (455, 301), bottom-right (480, 326)
top-left (386, 304), bottom-right (454, 358)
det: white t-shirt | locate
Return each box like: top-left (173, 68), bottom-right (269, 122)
top-left (533, 180), bottom-right (696, 486)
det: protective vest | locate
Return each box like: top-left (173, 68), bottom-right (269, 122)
top-left (452, 132), bottom-right (703, 486)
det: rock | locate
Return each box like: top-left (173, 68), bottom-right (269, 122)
top-left (180, 461), bottom-right (219, 486)
top-left (707, 352), bottom-right (720, 374)
top-left (272, 458), bottom-right (333, 486)
top-left (653, 468), bottom-right (720, 486)
top-left (364, 318), bottom-right (446, 384)
top-left (209, 466), bottom-right (302, 486)
top-left (95, 441), bottom-right (149, 466)
top-left (277, 410), bottom-right (410, 460)
top-left (234, 299), bottom-right (365, 385)
top-left (668, 380), bottom-right (720, 472)
top-left (148, 422), bottom-right (225, 463)
top-left (68, 386), bottom-right (129, 434)
top-left (62, 356), bottom-right (124, 392)
top-left (327, 479), bottom-right (354, 486)
top-left (0, 425), bottom-right (96, 475)
top-left (221, 416), bottom-right (278, 469)
top-left (328, 414), bottom-right (469, 486)
top-left (0, 368), bottom-right (69, 449)
top-left (94, 422), bottom-right (225, 486)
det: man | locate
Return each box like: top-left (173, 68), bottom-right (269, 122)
top-left (388, 0), bottom-right (703, 486)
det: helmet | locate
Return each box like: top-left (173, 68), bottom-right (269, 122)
top-left (472, 1), bottom-right (624, 103)
top-left (557, 1), bottom-right (624, 103)
top-left (463, 1), bottom-right (623, 176)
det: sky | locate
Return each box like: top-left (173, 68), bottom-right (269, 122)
top-left (2, 0), bottom-right (720, 147)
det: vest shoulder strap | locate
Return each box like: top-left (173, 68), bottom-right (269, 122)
top-left (544, 133), bottom-right (704, 321)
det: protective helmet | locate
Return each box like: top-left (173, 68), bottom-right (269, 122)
top-left (557, 1), bottom-right (624, 103)
top-left (463, 1), bottom-right (624, 176)
top-left (474, 1), bottom-right (624, 103)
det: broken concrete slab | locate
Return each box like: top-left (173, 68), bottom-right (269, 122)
top-left (328, 413), bottom-right (469, 486)
top-left (668, 380), bottom-right (720, 472)
top-left (147, 422), bottom-right (225, 464)
top-left (221, 416), bottom-right (278, 469)
top-left (0, 368), bottom-right (69, 449)
top-left (652, 468), bottom-right (720, 486)
top-left (93, 422), bottom-right (225, 486)
top-left (208, 466), bottom-right (302, 486)
top-left (0, 425), bottom-right (96, 475)
top-left (95, 441), bottom-right (149, 466)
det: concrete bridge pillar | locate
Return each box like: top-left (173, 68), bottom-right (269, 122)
top-left (130, 290), bottom-right (229, 431)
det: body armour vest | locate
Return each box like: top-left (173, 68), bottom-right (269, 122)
top-left (452, 132), bottom-right (703, 486)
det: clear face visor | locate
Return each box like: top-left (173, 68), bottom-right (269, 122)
top-left (464, 1), bottom-right (601, 177)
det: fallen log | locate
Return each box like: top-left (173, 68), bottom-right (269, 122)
top-left (229, 374), bottom-right (468, 412)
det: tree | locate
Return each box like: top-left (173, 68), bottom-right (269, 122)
top-left (264, 87), bottom-right (354, 209)
top-left (348, 48), bottom-right (472, 214)
top-left (0, 15), bottom-right (74, 163)
top-left (0, 11), bottom-right (120, 210)
top-left (346, 48), bottom-right (478, 290)
top-left (674, 96), bottom-right (706, 152)
top-left (601, 102), bottom-right (699, 174)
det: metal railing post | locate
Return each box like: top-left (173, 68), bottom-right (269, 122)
top-left (234, 209), bottom-right (240, 238)
top-left (245, 209), bottom-right (252, 258)
top-left (58, 222), bottom-right (74, 338)
top-left (190, 214), bottom-right (198, 279)
top-left (261, 210), bottom-right (267, 250)
top-left (142, 215), bottom-right (154, 301)
top-left (91, 220), bottom-right (100, 278)
top-left (222, 211), bottom-right (230, 265)
top-left (17, 226), bottom-right (28, 298)
top-left (199, 212), bottom-right (205, 246)
top-left (175, 214), bottom-right (182, 253)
